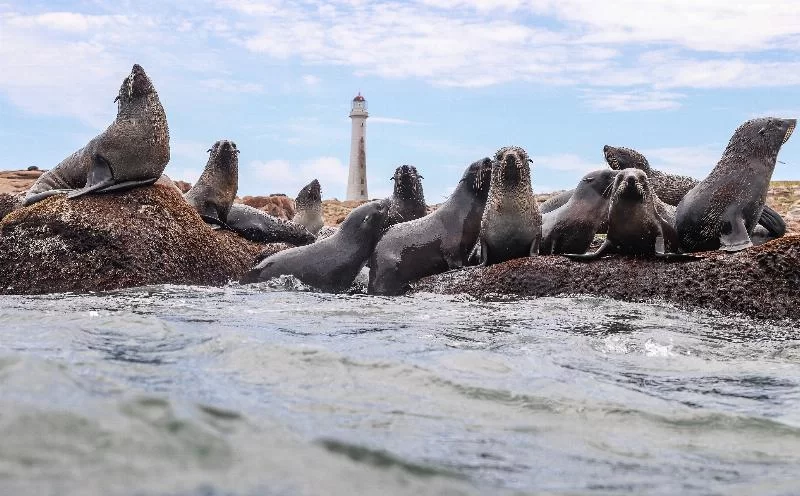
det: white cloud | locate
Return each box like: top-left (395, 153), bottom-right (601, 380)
top-left (247, 157), bottom-right (348, 197)
top-left (535, 153), bottom-right (605, 174)
top-left (582, 89), bottom-right (685, 112)
top-left (642, 145), bottom-right (723, 178)
top-left (200, 78), bottom-right (264, 93)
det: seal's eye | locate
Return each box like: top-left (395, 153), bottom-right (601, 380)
top-left (759, 127), bottom-right (767, 136)
top-left (585, 177), bottom-right (594, 182)
top-left (363, 215), bottom-right (370, 223)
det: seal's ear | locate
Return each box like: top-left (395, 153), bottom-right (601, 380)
top-left (527, 158), bottom-right (533, 163)
top-left (390, 177), bottom-right (395, 181)
top-left (113, 96), bottom-right (120, 103)
top-left (207, 148), bottom-right (213, 153)
top-left (419, 175), bottom-right (424, 179)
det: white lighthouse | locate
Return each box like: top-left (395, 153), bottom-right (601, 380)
top-left (346, 92), bottom-right (369, 201)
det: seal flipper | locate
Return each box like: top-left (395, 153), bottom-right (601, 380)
top-left (23, 189), bottom-right (72, 207)
top-left (564, 239), bottom-right (612, 261)
top-left (67, 153), bottom-right (158, 199)
top-left (656, 212), bottom-right (681, 255)
top-left (758, 205), bottom-right (786, 237)
top-left (719, 216), bottom-right (753, 252)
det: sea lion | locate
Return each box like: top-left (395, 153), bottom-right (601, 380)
top-left (368, 158), bottom-right (493, 296)
top-left (539, 190), bottom-right (573, 214)
top-left (241, 199), bottom-right (390, 291)
top-left (676, 117), bottom-right (795, 252)
top-left (24, 64), bottom-right (169, 206)
top-left (565, 169), bottom-right (688, 260)
top-left (292, 179), bottom-right (324, 235)
top-left (184, 140), bottom-right (239, 227)
top-left (540, 169), bottom-right (618, 255)
top-left (386, 164), bottom-right (427, 227)
top-left (603, 144), bottom-right (786, 238)
top-left (474, 146), bottom-right (541, 265)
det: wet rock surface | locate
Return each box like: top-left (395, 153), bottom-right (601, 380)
top-left (0, 184), bottom-right (290, 294)
top-left (413, 236), bottom-right (800, 320)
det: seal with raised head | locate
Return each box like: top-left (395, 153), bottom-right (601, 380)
top-left (540, 169), bottom-right (618, 255)
top-left (603, 144), bottom-right (786, 238)
top-left (241, 199), bottom-right (390, 292)
top-left (292, 179), bottom-right (324, 235)
top-left (474, 146), bottom-right (541, 265)
top-left (676, 117), bottom-right (795, 252)
top-left (386, 164), bottom-right (427, 227)
top-left (227, 203), bottom-right (316, 246)
top-left (184, 140), bottom-right (239, 228)
top-left (565, 169), bottom-right (688, 260)
top-left (24, 64), bottom-right (170, 206)
top-left (368, 157), bottom-right (493, 296)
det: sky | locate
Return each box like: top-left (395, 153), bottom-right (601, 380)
top-left (1, 1), bottom-right (799, 202)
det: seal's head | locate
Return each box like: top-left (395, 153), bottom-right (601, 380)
top-left (391, 165), bottom-right (424, 200)
top-left (461, 158), bottom-right (493, 197)
top-left (576, 168), bottom-right (619, 200)
top-left (493, 146), bottom-right (532, 186)
top-left (115, 64), bottom-right (155, 107)
top-left (603, 145), bottom-right (651, 173)
top-left (296, 179), bottom-right (322, 207)
top-left (207, 140), bottom-right (240, 169)
top-left (340, 198), bottom-right (390, 238)
top-left (612, 169), bottom-right (650, 202)
top-left (724, 117), bottom-right (797, 160)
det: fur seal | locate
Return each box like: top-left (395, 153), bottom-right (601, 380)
top-left (241, 199), bottom-right (390, 291)
top-left (565, 169), bottom-right (688, 260)
top-left (184, 140), bottom-right (239, 227)
top-left (676, 117), bottom-right (795, 252)
top-left (540, 169), bottom-right (618, 255)
top-left (292, 179), bottom-right (324, 235)
top-left (475, 146), bottom-right (541, 265)
top-left (368, 158), bottom-right (493, 296)
top-left (539, 190), bottom-right (573, 215)
top-left (603, 144), bottom-right (786, 238)
top-left (227, 203), bottom-right (316, 246)
top-left (24, 64), bottom-right (170, 206)
top-left (386, 164), bottom-right (427, 227)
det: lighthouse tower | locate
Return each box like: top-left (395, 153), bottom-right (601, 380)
top-left (346, 92), bottom-right (369, 201)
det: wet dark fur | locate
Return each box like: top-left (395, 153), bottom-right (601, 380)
top-left (184, 140), bottom-right (239, 227)
top-left (676, 117), bottom-right (795, 252)
top-left (386, 165), bottom-right (427, 228)
top-left (25, 64), bottom-right (169, 205)
top-left (242, 200), bottom-right (390, 291)
top-left (368, 158), bottom-right (492, 295)
top-left (566, 170), bottom-right (684, 260)
top-left (292, 179), bottom-right (324, 235)
top-left (540, 169), bottom-right (618, 255)
top-left (227, 204), bottom-right (315, 245)
top-left (604, 144), bottom-right (786, 238)
top-left (477, 146), bottom-right (542, 265)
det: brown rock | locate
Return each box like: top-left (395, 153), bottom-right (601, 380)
top-left (413, 236), bottom-right (800, 320)
top-left (0, 184), bottom-right (291, 294)
top-left (173, 180), bottom-right (192, 193)
top-left (238, 195), bottom-right (296, 220)
top-left (0, 170), bottom-right (45, 195)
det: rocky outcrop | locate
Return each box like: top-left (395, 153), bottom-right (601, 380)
top-left (173, 180), bottom-right (192, 193)
top-left (0, 170), bottom-right (44, 195)
top-left (0, 184), bottom-right (291, 294)
top-left (413, 236), bottom-right (800, 320)
top-left (238, 195), bottom-right (296, 220)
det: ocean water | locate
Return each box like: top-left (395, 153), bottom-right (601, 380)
top-left (1, 284), bottom-right (800, 495)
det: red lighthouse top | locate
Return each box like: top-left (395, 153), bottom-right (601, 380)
top-left (353, 92), bottom-right (365, 102)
